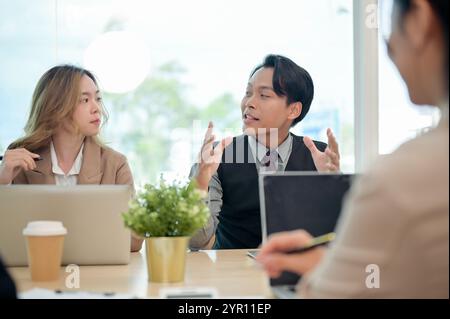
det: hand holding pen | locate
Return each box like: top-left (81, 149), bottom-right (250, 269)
top-left (256, 231), bottom-right (334, 278)
top-left (0, 148), bottom-right (42, 184)
top-left (284, 232), bottom-right (335, 254)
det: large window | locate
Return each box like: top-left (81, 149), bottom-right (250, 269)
top-left (377, 0), bottom-right (441, 155)
top-left (0, 0), bottom-right (355, 186)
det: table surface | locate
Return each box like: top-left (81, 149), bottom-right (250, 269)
top-left (8, 249), bottom-right (275, 298)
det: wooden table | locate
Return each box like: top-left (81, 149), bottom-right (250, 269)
top-left (8, 249), bottom-right (274, 298)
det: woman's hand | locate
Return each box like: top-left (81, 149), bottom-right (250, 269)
top-left (256, 230), bottom-right (326, 278)
top-left (0, 148), bottom-right (40, 184)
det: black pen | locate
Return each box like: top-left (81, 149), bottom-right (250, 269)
top-left (286, 232), bottom-right (336, 254)
top-left (0, 156), bottom-right (43, 161)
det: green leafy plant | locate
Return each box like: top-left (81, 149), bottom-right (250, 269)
top-left (122, 178), bottom-right (210, 237)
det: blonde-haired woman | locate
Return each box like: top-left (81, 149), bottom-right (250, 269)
top-left (0, 65), bottom-right (143, 252)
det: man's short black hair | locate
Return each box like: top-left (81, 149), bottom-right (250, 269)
top-left (250, 54), bottom-right (314, 127)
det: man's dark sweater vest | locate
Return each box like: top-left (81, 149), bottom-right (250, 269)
top-left (214, 134), bottom-right (327, 249)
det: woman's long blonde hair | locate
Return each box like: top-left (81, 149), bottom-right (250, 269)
top-left (8, 65), bottom-right (108, 151)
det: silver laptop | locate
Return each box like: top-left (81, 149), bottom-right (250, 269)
top-left (0, 185), bottom-right (132, 266)
top-left (258, 172), bottom-right (355, 298)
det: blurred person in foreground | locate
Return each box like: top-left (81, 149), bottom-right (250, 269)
top-left (258, 0), bottom-right (449, 298)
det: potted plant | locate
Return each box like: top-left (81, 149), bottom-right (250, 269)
top-left (122, 178), bottom-right (210, 283)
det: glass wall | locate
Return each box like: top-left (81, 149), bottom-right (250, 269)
top-left (377, 0), bottom-right (441, 155)
top-left (0, 0), bottom-right (355, 186)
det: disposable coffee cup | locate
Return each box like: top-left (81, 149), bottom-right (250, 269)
top-left (22, 221), bottom-right (67, 281)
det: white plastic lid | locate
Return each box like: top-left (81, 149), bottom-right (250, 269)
top-left (22, 221), bottom-right (67, 237)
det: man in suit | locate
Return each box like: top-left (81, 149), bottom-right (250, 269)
top-left (191, 54), bottom-right (341, 250)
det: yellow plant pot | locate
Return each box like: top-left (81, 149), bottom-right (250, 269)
top-left (145, 236), bottom-right (190, 283)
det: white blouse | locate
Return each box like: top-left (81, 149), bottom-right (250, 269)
top-left (50, 142), bottom-right (84, 186)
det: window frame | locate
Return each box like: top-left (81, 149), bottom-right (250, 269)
top-left (353, 0), bottom-right (379, 173)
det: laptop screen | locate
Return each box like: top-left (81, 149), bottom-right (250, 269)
top-left (259, 173), bottom-right (355, 287)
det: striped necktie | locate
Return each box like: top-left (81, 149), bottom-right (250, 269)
top-left (261, 149), bottom-right (279, 173)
